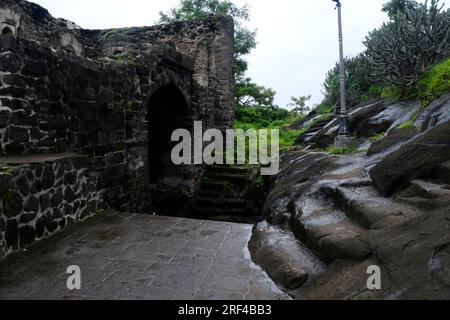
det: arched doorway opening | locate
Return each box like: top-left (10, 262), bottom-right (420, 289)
top-left (1, 26), bottom-right (13, 35)
top-left (148, 83), bottom-right (191, 215)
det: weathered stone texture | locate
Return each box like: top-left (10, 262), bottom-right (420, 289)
top-left (0, 155), bottom-right (102, 257)
top-left (0, 0), bottom-right (235, 258)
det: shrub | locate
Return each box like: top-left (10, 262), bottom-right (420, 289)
top-left (235, 105), bottom-right (292, 128)
top-left (365, 0), bottom-right (450, 93)
top-left (322, 53), bottom-right (372, 108)
top-left (416, 57), bottom-right (450, 104)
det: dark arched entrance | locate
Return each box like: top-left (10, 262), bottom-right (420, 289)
top-left (1, 26), bottom-right (13, 35)
top-left (148, 83), bottom-right (190, 215)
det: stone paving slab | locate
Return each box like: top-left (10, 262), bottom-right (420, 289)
top-left (0, 211), bottom-right (289, 300)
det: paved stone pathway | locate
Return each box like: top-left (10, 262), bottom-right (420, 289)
top-left (0, 212), bottom-right (289, 300)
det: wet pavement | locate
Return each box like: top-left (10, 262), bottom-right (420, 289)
top-left (0, 211), bottom-right (289, 300)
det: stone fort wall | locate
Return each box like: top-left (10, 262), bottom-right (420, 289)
top-left (0, 0), bottom-right (235, 259)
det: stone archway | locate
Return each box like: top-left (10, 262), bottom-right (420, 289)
top-left (148, 83), bottom-right (190, 187)
top-left (1, 26), bottom-right (13, 35)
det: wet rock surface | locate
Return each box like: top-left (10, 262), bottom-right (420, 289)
top-left (249, 222), bottom-right (325, 290)
top-left (370, 121), bottom-right (450, 196)
top-left (251, 96), bottom-right (450, 300)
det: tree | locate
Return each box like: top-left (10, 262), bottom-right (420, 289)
top-left (288, 95), bottom-right (312, 115)
top-left (322, 53), bottom-right (371, 108)
top-left (236, 78), bottom-right (277, 108)
top-left (365, 0), bottom-right (450, 92)
top-left (382, 0), bottom-right (419, 18)
top-left (159, 0), bottom-right (256, 81)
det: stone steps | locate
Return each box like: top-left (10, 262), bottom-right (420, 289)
top-left (288, 176), bottom-right (437, 265)
top-left (199, 180), bottom-right (230, 192)
top-left (290, 192), bottom-right (371, 264)
top-left (395, 179), bottom-right (450, 211)
top-left (405, 179), bottom-right (450, 199)
top-left (320, 184), bottom-right (423, 229)
top-left (204, 173), bottom-right (251, 183)
top-left (195, 196), bottom-right (246, 208)
top-left (205, 165), bottom-right (250, 175)
top-left (434, 161), bottom-right (450, 185)
top-left (191, 165), bottom-right (261, 221)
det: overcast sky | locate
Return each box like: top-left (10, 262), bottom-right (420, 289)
top-left (27, 0), bottom-right (435, 108)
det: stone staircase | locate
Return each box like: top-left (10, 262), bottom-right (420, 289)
top-left (191, 165), bottom-right (264, 223)
top-left (250, 152), bottom-right (450, 295)
top-left (287, 171), bottom-right (450, 267)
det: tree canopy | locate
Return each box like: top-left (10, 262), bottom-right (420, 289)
top-left (159, 0), bottom-right (294, 127)
top-left (319, 0), bottom-right (450, 109)
top-left (159, 0), bottom-right (256, 80)
top-left (288, 95), bottom-right (312, 116)
top-left (365, 0), bottom-right (450, 90)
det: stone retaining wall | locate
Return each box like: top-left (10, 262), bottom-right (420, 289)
top-left (0, 154), bottom-right (102, 259)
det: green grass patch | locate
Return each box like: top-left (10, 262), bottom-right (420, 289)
top-left (279, 129), bottom-right (305, 150)
top-left (326, 144), bottom-right (358, 155)
top-left (0, 166), bottom-right (18, 174)
top-left (122, 100), bottom-right (134, 111)
top-left (398, 120), bottom-right (415, 129)
top-left (110, 53), bottom-right (136, 63)
top-left (315, 104), bottom-right (334, 115)
top-left (416, 57), bottom-right (450, 105)
top-left (235, 117), bottom-right (306, 153)
top-left (369, 132), bottom-right (386, 143)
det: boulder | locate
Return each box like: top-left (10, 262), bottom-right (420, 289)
top-left (355, 101), bottom-right (420, 137)
top-left (416, 93), bottom-right (450, 131)
top-left (295, 206), bottom-right (450, 300)
top-left (249, 223), bottom-right (325, 290)
top-left (370, 120), bottom-right (450, 196)
top-left (367, 127), bottom-right (420, 156)
top-left (350, 101), bottom-right (388, 137)
top-left (368, 206), bottom-right (450, 300)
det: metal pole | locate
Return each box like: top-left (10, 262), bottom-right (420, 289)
top-left (334, 0), bottom-right (352, 147)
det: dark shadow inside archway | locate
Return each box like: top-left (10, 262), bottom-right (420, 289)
top-left (1, 26), bottom-right (13, 35)
top-left (148, 83), bottom-right (191, 215)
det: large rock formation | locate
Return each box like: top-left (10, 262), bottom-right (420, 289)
top-left (252, 94), bottom-right (450, 300)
